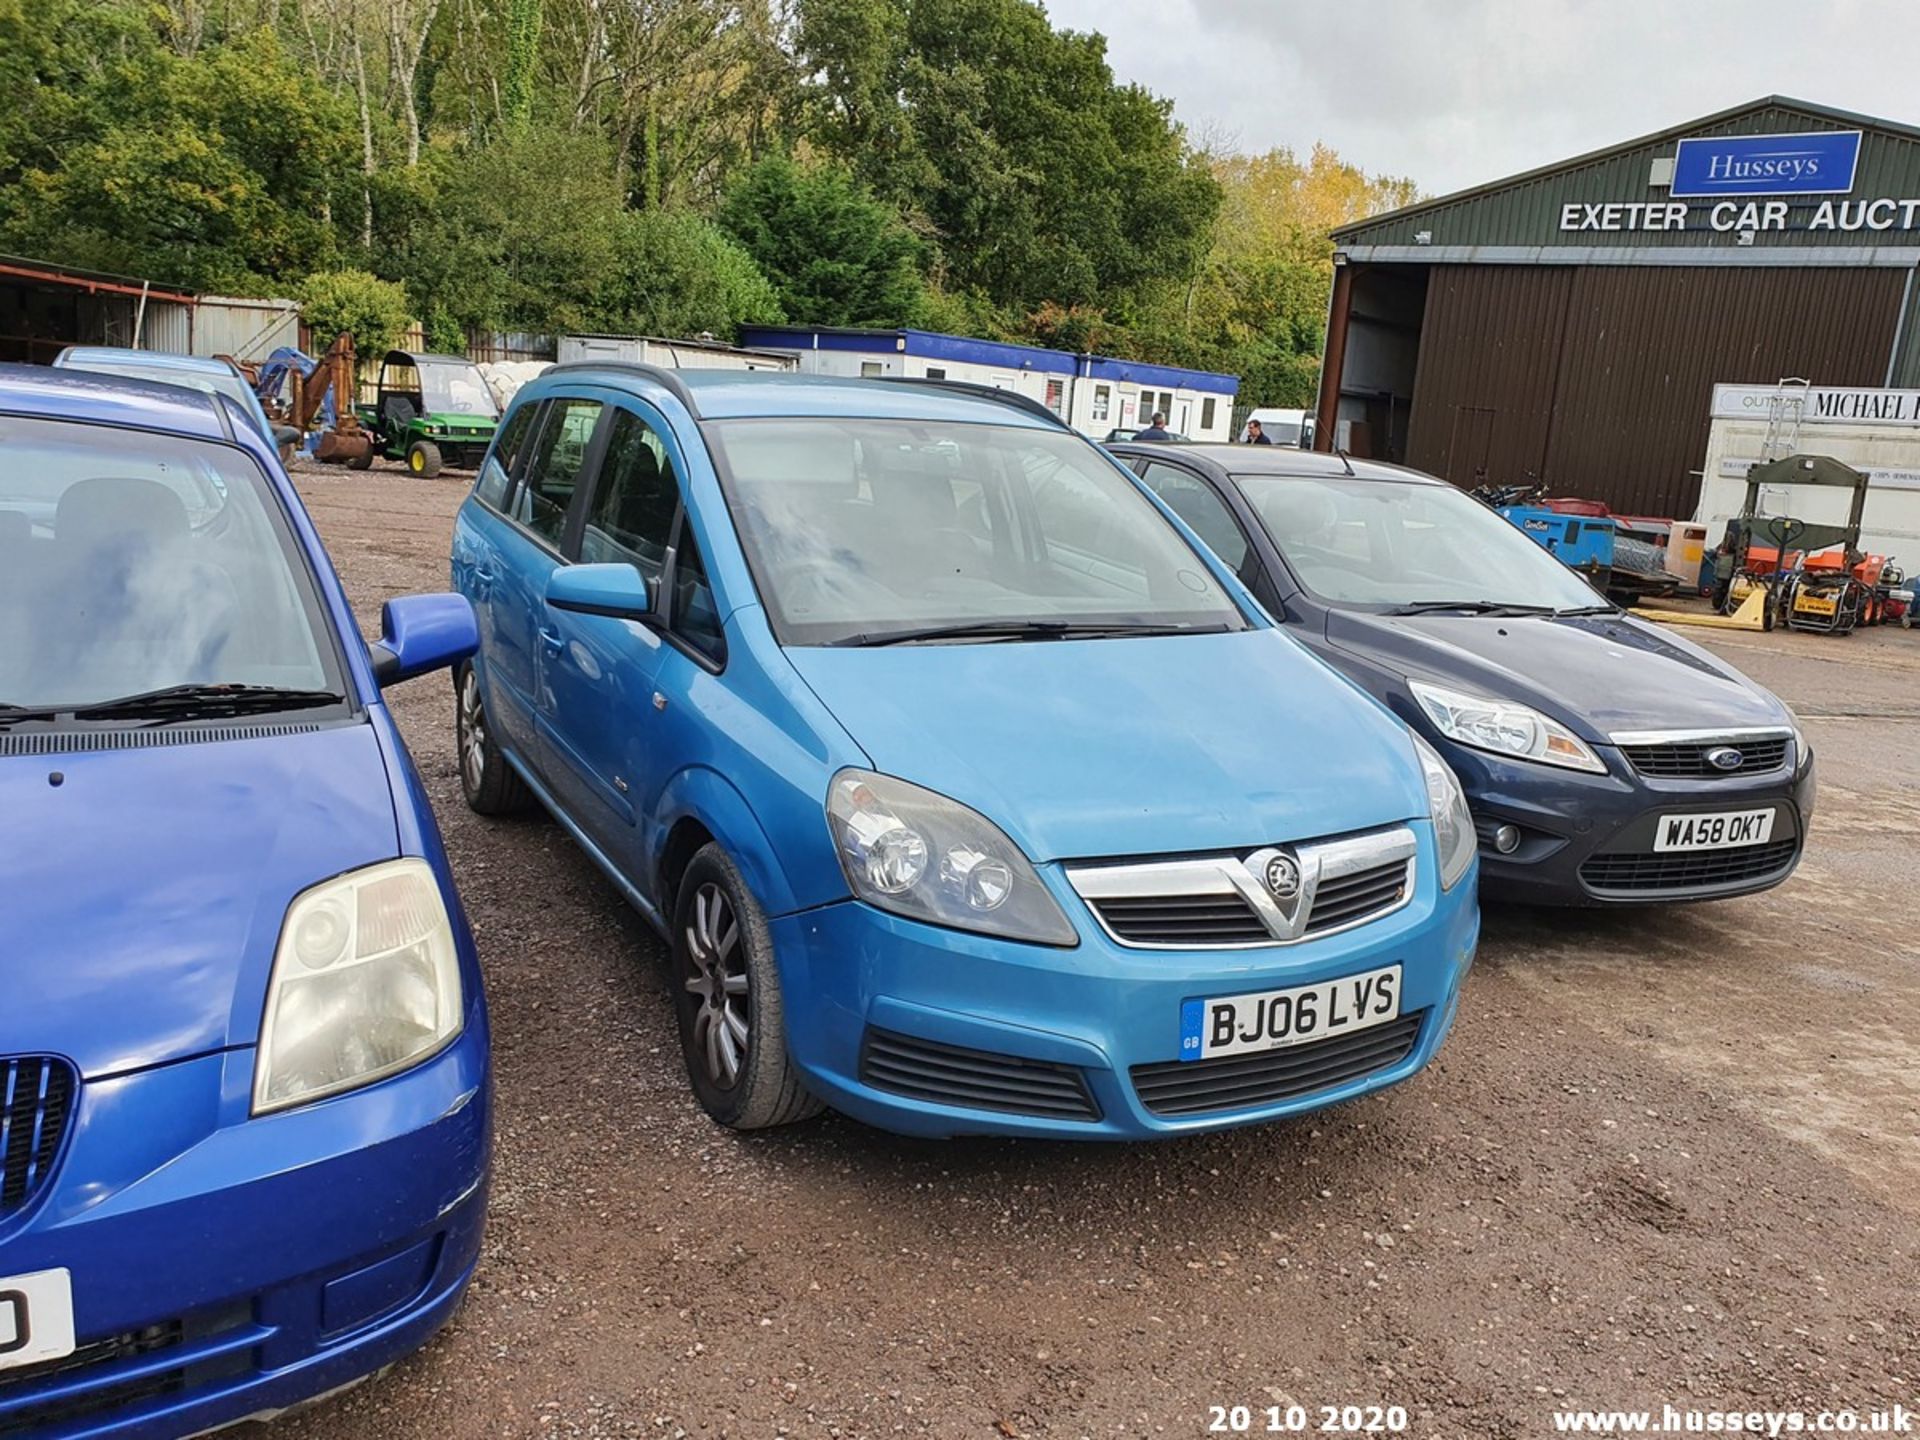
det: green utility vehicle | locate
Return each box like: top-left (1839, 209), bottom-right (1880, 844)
top-left (358, 350), bottom-right (500, 476)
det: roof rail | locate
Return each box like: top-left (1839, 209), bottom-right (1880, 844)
top-left (877, 376), bottom-right (1072, 430)
top-left (544, 360), bottom-right (702, 419)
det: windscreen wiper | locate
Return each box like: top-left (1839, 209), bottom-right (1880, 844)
top-left (63, 683), bottom-right (347, 723)
top-left (836, 620), bottom-right (1209, 647)
top-left (1549, 604), bottom-right (1617, 617)
top-left (1387, 600), bottom-right (1557, 616)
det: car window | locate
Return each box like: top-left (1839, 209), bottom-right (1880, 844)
top-left (578, 408), bottom-right (679, 582)
top-left (1235, 473), bottom-right (1605, 610)
top-left (475, 402), bottom-right (538, 509)
top-left (709, 417), bottom-right (1243, 646)
top-left (0, 414), bottom-right (340, 708)
top-left (671, 524), bottom-right (726, 663)
top-left (512, 398), bottom-right (602, 547)
top-left (1138, 461), bottom-right (1249, 574)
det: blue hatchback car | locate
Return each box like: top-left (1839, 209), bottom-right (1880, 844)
top-left (0, 366), bottom-right (487, 1435)
top-left (452, 367), bottom-right (1480, 1140)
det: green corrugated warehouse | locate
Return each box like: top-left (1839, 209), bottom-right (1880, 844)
top-left (1314, 96), bottom-right (1920, 517)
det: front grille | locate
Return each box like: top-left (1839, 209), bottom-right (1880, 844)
top-left (1090, 895), bottom-right (1270, 945)
top-left (1, 1056), bottom-right (75, 1219)
top-left (1130, 1011), bottom-right (1426, 1118)
top-left (1304, 860), bottom-right (1410, 935)
top-left (1088, 856), bottom-right (1410, 946)
top-left (1072, 829), bottom-right (1417, 950)
top-left (0, 1303), bottom-right (255, 1435)
top-left (1580, 838), bottom-right (1799, 894)
top-left (859, 1028), bottom-right (1100, 1122)
top-left (1619, 735), bottom-right (1790, 778)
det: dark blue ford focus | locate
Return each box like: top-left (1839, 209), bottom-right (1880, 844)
top-left (0, 365), bottom-right (487, 1436)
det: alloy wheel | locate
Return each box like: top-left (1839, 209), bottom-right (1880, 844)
top-left (459, 668), bottom-right (488, 794)
top-left (683, 882), bottom-right (750, 1088)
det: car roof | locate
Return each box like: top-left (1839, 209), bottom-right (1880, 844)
top-left (528, 364), bottom-right (1065, 430)
top-left (55, 346), bottom-right (239, 377)
top-left (1110, 440), bottom-right (1444, 486)
top-left (389, 351), bottom-right (480, 367)
top-left (0, 361), bottom-right (233, 440)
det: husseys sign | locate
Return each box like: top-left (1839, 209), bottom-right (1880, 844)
top-left (1558, 128), bottom-right (1920, 235)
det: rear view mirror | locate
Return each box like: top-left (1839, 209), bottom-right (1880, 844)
top-left (371, 593), bottom-right (479, 686)
top-left (546, 562), bottom-right (656, 620)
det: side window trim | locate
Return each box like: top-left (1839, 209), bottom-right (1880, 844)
top-left (499, 392), bottom-right (611, 556)
top-left (499, 399), bottom-right (554, 523)
top-left (659, 505), bottom-right (728, 672)
top-left (557, 403), bottom-right (618, 560)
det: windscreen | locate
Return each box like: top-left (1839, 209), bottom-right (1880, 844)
top-left (1236, 473), bottom-right (1607, 610)
top-left (0, 415), bottom-right (338, 708)
top-left (709, 418), bottom-right (1245, 646)
top-left (415, 359), bottom-right (499, 418)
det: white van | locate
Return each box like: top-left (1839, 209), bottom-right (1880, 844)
top-left (1239, 407), bottom-right (1314, 448)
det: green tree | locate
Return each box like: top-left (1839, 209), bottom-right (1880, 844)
top-left (0, 25), bottom-right (358, 291)
top-left (301, 269), bottom-right (413, 355)
top-left (383, 125), bottom-right (626, 333)
top-left (793, 0), bottom-right (1221, 315)
top-left (717, 153), bottom-right (926, 327)
top-left (600, 208), bottom-right (784, 337)
top-left (502, 0), bottom-right (544, 135)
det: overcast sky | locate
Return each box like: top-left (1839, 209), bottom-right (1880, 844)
top-left (1041, 0), bottom-right (1920, 197)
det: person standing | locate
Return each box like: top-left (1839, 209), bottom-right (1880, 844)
top-left (1244, 418), bottom-right (1273, 444)
top-left (1135, 411), bottom-right (1172, 442)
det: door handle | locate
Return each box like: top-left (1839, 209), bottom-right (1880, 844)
top-left (538, 626), bottom-right (566, 655)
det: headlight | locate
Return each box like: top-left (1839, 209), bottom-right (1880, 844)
top-left (1410, 679), bottom-right (1605, 773)
top-left (1411, 734), bottom-right (1477, 891)
top-left (254, 858), bottom-right (464, 1114)
top-left (827, 770), bottom-right (1077, 946)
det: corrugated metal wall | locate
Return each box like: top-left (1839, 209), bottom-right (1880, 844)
top-left (139, 300), bottom-right (192, 354)
top-left (1406, 264), bottom-right (1907, 515)
top-left (193, 297), bottom-right (299, 360)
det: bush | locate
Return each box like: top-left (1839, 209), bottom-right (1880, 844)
top-left (600, 209), bottom-right (783, 339)
top-left (301, 269), bottom-right (412, 357)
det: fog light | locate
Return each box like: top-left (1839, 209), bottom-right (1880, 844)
top-left (1493, 824), bottom-right (1521, 855)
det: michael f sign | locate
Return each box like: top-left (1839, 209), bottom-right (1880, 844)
top-left (1671, 131), bottom-right (1861, 197)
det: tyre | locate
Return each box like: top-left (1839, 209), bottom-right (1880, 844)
top-left (671, 844), bottom-right (823, 1131)
top-left (408, 440), bottom-right (443, 477)
top-left (455, 662), bottom-right (533, 816)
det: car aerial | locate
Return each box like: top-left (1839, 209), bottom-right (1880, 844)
top-left (451, 365), bottom-right (1480, 1140)
top-left (0, 364), bottom-right (488, 1435)
top-left (52, 344), bottom-right (302, 458)
top-left (1103, 442), bottom-right (1817, 906)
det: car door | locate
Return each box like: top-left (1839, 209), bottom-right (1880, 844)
top-left (483, 394), bottom-right (607, 759)
top-left (537, 402), bottom-right (682, 849)
top-left (454, 399), bottom-right (541, 667)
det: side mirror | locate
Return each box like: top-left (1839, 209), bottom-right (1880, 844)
top-left (370, 593), bottom-right (478, 687)
top-left (546, 562), bottom-right (656, 620)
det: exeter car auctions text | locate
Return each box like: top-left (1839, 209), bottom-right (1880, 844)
top-left (1560, 197), bottom-right (1920, 233)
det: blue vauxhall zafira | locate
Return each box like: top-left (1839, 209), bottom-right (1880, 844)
top-left (0, 365), bottom-right (488, 1436)
top-left (453, 365), bottom-right (1481, 1140)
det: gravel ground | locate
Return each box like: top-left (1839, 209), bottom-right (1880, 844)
top-left (281, 461), bottom-right (1919, 1440)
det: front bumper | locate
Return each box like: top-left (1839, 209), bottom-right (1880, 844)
top-left (771, 832), bottom-right (1479, 1140)
top-left (1451, 742), bottom-right (1816, 906)
top-left (0, 1016), bottom-right (489, 1439)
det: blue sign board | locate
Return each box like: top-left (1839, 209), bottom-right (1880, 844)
top-left (1670, 130), bottom-right (1861, 198)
